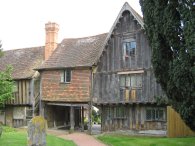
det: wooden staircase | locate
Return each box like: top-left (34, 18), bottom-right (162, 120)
top-left (26, 93), bottom-right (40, 123)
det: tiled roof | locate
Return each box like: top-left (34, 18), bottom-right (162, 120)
top-left (37, 33), bottom-right (107, 70)
top-left (0, 47), bottom-right (44, 79)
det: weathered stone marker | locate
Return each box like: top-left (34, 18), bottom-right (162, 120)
top-left (27, 116), bottom-right (47, 146)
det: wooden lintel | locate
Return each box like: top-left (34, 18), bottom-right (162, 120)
top-left (117, 70), bottom-right (144, 75)
top-left (47, 102), bottom-right (88, 107)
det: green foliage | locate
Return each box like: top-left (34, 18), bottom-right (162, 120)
top-left (84, 117), bottom-right (88, 130)
top-left (2, 126), bottom-right (16, 133)
top-left (0, 41), bottom-right (3, 57)
top-left (98, 134), bottom-right (195, 146)
top-left (92, 108), bottom-right (101, 124)
top-left (0, 65), bottom-right (14, 105)
top-left (140, 0), bottom-right (195, 130)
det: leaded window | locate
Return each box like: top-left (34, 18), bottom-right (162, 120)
top-left (146, 108), bottom-right (165, 121)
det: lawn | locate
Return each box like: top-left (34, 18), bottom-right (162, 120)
top-left (98, 134), bottom-right (195, 146)
top-left (0, 127), bottom-right (76, 146)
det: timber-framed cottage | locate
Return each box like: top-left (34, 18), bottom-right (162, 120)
top-left (36, 22), bottom-right (107, 131)
top-left (93, 3), bottom-right (167, 131)
top-left (0, 2), bottom-right (167, 132)
top-left (0, 46), bottom-right (44, 127)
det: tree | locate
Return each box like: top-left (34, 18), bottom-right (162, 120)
top-left (92, 108), bottom-right (101, 124)
top-left (0, 42), bottom-right (14, 106)
top-left (0, 41), bottom-right (3, 57)
top-left (140, 0), bottom-right (195, 130)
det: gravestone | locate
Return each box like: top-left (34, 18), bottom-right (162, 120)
top-left (27, 116), bottom-right (47, 146)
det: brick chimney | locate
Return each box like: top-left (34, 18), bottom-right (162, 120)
top-left (45, 22), bottom-right (59, 60)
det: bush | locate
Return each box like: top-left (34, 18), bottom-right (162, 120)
top-left (84, 117), bottom-right (88, 130)
top-left (3, 126), bottom-right (16, 133)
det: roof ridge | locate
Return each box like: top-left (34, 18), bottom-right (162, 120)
top-left (61, 33), bottom-right (108, 41)
top-left (3, 46), bottom-right (44, 52)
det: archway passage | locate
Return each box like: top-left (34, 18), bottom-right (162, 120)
top-left (92, 106), bottom-right (101, 134)
top-left (44, 103), bottom-right (88, 132)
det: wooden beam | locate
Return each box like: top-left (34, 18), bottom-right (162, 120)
top-left (70, 106), bottom-right (74, 131)
top-left (22, 81), bottom-right (25, 104)
top-left (46, 103), bottom-right (89, 107)
top-left (81, 106), bottom-right (84, 132)
top-left (117, 70), bottom-right (144, 75)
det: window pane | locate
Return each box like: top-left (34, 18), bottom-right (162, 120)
top-left (126, 42), bottom-right (131, 56)
top-left (126, 76), bottom-right (130, 87)
top-left (120, 76), bottom-right (125, 87)
top-left (136, 75), bottom-right (142, 87)
top-left (130, 42), bottom-right (136, 56)
top-left (65, 69), bottom-right (71, 83)
top-left (131, 75), bottom-right (136, 87)
top-left (152, 109), bottom-right (155, 120)
top-left (146, 109), bottom-right (151, 120)
top-left (131, 41), bottom-right (136, 49)
top-left (158, 109), bottom-right (164, 120)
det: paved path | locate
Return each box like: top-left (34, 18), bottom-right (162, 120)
top-left (63, 132), bottom-right (106, 146)
top-left (47, 129), bottom-right (106, 146)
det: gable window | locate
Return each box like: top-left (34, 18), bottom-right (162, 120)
top-left (146, 108), bottom-right (165, 121)
top-left (61, 69), bottom-right (72, 83)
top-left (123, 41), bottom-right (136, 58)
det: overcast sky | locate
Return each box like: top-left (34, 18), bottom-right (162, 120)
top-left (0, 0), bottom-right (142, 50)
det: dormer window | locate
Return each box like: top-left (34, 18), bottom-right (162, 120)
top-left (123, 41), bottom-right (136, 57)
top-left (61, 69), bottom-right (72, 83)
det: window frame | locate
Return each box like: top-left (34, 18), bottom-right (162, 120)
top-left (119, 74), bottom-right (143, 89)
top-left (123, 40), bottom-right (136, 58)
top-left (114, 106), bottom-right (126, 119)
top-left (146, 108), bottom-right (166, 121)
top-left (61, 69), bottom-right (72, 83)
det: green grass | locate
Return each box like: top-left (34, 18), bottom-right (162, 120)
top-left (0, 127), bottom-right (76, 146)
top-left (98, 134), bottom-right (195, 146)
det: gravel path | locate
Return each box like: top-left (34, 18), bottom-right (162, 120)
top-left (47, 130), bottom-right (106, 146)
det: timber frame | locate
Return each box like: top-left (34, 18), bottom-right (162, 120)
top-left (92, 2), bottom-right (167, 131)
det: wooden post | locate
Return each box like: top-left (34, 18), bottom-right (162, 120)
top-left (81, 106), bottom-right (84, 132)
top-left (88, 68), bottom-right (94, 134)
top-left (70, 106), bottom-right (74, 132)
top-left (30, 79), bottom-right (35, 117)
top-left (39, 73), bottom-right (42, 116)
top-left (53, 107), bottom-right (56, 128)
top-left (88, 102), bottom-right (92, 134)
